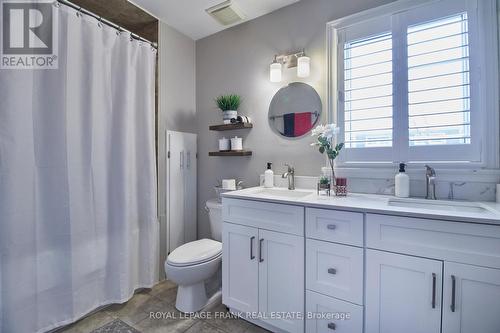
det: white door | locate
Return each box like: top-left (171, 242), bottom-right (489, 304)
top-left (222, 223), bottom-right (259, 313)
top-left (365, 250), bottom-right (442, 333)
top-left (258, 229), bottom-right (304, 333)
top-left (182, 133), bottom-right (197, 244)
top-left (166, 131), bottom-right (197, 253)
top-left (167, 131), bottom-right (185, 253)
top-left (442, 262), bottom-right (500, 333)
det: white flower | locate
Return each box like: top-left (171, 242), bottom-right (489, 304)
top-left (322, 123), bottom-right (339, 140)
top-left (311, 124), bottom-right (326, 136)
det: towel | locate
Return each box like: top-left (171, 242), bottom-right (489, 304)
top-left (294, 112), bottom-right (312, 136)
top-left (283, 113), bottom-right (295, 137)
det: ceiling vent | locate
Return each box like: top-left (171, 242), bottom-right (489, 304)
top-left (205, 0), bottom-right (245, 26)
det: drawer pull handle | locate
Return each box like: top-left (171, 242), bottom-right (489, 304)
top-left (259, 238), bottom-right (264, 262)
top-left (328, 268), bottom-right (337, 275)
top-left (451, 275), bottom-right (456, 312)
top-left (327, 322), bottom-right (336, 330)
top-left (327, 224), bottom-right (336, 230)
top-left (250, 236), bottom-right (255, 260)
top-left (431, 273), bottom-right (436, 309)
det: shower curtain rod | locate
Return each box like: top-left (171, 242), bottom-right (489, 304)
top-left (56, 0), bottom-right (158, 48)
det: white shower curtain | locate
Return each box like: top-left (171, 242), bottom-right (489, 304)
top-left (0, 4), bottom-right (158, 333)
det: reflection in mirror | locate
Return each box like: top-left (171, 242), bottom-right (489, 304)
top-left (268, 82), bottom-right (322, 138)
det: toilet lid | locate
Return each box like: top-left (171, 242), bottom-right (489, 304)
top-left (167, 239), bottom-right (222, 267)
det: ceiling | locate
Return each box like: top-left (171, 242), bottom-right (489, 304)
top-left (128, 0), bottom-right (300, 40)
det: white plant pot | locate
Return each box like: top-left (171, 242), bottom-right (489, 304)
top-left (222, 110), bottom-right (237, 124)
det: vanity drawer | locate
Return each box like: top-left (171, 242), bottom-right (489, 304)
top-left (306, 208), bottom-right (363, 246)
top-left (366, 213), bottom-right (500, 269)
top-left (306, 290), bottom-right (363, 333)
top-left (306, 239), bottom-right (364, 305)
top-left (222, 198), bottom-right (304, 236)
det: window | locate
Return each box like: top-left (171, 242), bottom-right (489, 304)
top-left (407, 13), bottom-right (470, 147)
top-left (330, 0), bottom-right (498, 167)
top-left (344, 32), bottom-right (393, 149)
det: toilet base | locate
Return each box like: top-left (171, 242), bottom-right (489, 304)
top-left (175, 282), bottom-right (208, 313)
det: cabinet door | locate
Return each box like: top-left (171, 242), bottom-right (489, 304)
top-left (222, 223), bottom-right (259, 313)
top-left (443, 262), bottom-right (500, 333)
top-left (182, 132), bottom-right (197, 243)
top-left (166, 131), bottom-right (197, 252)
top-left (167, 131), bottom-right (185, 252)
top-left (365, 250), bottom-right (442, 333)
top-left (259, 229), bottom-right (304, 333)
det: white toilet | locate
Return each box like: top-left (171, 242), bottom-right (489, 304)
top-left (165, 199), bottom-right (222, 313)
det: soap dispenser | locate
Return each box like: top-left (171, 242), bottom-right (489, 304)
top-left (264, 162), bottom-right (274, 188)
top-left (395, 162), bottom-right (410, 198)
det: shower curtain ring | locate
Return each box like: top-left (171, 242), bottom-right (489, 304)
top-left (116, 28), bottom-right (121, 36)
top-left (76, 7), bottom-right (82, 17)
top-left (53, 1), bottom-right (60, 8)
top-left (98, 17), bottom-right (103, 28)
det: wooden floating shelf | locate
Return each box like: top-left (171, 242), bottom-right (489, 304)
top-left (209, 123), bottom-right (253, 131)
top-left (209, 151), bottom-right (253, 157)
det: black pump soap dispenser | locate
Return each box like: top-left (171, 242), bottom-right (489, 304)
top-left (395, 162), bottom-right (410, 197)
top-left (264, 162), bottom-right (274, 188)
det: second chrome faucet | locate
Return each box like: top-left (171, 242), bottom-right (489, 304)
top-left (425, 165), bottom-right (437, 200)
top-left (282, 164), bottom-right (295, 190)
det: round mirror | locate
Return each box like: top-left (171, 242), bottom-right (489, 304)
top-left (268, 82), bottom-right (322, 138)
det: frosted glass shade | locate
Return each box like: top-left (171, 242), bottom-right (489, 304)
top-left (297, 56), bottom-right (310, 78)
top-left (270, 62), bottom-right (282, 82)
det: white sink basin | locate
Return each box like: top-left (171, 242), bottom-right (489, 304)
top-left (387, 198), bottom-right (488, 214)
top-left (256, 188), bottom-right (313, 199)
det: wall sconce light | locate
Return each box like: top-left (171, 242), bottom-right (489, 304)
top-left (270, 56), bottom-right (282, 82)
top-left (297, 53), bottom-right (310, 78)
top-left (269, 49), bottom-right (310, 82)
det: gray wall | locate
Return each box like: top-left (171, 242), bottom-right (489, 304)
top-left (158, 21), bottom-right (196, 276)
top-left (159, 23), bottom-right (196, 134)
top-left (195, 0), bottom-right (394, 238)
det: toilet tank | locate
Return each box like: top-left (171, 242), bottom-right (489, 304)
top-left (206, 199), bottom-right (223, 241)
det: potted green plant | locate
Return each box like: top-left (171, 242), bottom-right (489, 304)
top-left (317, 175), bottom-right (331, 196)
top-left (215, 94), bottom-right (242, 124)
top-left (319, 176), bottom-right (330, 186)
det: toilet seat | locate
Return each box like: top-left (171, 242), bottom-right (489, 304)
top-left (167, 239), bottom-right (222, 267)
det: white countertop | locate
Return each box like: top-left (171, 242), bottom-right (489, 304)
top-left (222, 186), bottom-right (500, 225)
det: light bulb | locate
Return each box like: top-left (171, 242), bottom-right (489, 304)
top-left (297, 55), bottom-right (310, 78)
top-left (270, 61), bottom-right (282, 82)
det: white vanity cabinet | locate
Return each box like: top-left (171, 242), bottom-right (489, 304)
top-left (222, 198), bottom-right (305, 333)
top-left (222, 194), bottom-right (500, 333)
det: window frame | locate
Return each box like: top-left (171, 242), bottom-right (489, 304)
top-left (327, 0), bottom-right (499, 170)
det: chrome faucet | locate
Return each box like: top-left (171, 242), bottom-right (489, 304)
top-left (282, 164), bottom-right (295, 190)
top-left (425, 165), bottom-right (437, 200)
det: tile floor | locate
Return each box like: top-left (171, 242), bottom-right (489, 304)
top-left (55, 280), bottom-right (269, 333)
